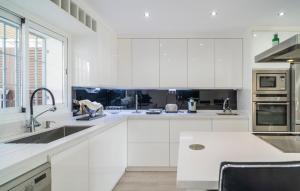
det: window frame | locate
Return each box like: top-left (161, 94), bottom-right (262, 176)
top-left (0, 9), bottom-right (23, 112)
top-left (27, 20), bottom-right (69, 110)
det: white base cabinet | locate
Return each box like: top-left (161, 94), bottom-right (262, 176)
top-left (51, 141), bottom-right (89, 191)
top-left (128, 118), bottom-right (248, 167)
top-left (89, 122), bottom-right (127, 191)
top-left (51, 122), bottom-right (127, 191)
top-left (212, 119), bottom-right (249, 132)
top-left (128, 119), bottom-right (169, 167)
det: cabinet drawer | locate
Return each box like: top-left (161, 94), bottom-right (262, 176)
top-left (170, 119), bottom-right (211, 142)
top-left (128, 120), bottom-right (169, 142)
top-left (212, 119), bottom-right (249, 132)
top-left (128, 143), bottom-right (169, 166)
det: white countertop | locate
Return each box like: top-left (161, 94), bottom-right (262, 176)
top-left (0, 110), bottom-right (248, 185)
top-left (177, 132), bottom-right (300, 190)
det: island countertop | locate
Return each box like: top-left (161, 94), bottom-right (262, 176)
top-left (176, 132), bottom-right (300, 190)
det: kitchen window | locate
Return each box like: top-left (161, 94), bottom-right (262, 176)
top-left (28, 26), bottom-right (67, 106)
top-left (0, 9), bottom-right (22, 110)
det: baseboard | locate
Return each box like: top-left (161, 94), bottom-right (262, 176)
top-left (126, 166), bottom-right (177, 172)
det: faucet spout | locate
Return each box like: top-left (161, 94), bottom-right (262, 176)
top-left (28, 88), bottom-right (56, 132)
top-left (223, 97), bottom-right (232, 113)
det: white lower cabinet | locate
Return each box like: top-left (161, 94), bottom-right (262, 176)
top-left (89, 122), bottom-right (127, 191)
top-left (128, 142), bottom-right (169, 166)
top-left (51, 140), bottom-right (89, 191)
top-left (51, 122), bottom-right (127, 191)
top-left (212, 119), bottom-right (249, 132)
top-left (170, 119), bottom-right (212, 142)
top-left (127, 119), bottom-right (169, 167)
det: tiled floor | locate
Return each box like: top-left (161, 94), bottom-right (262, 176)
top-left (113, 171), bottom-right (179, 191)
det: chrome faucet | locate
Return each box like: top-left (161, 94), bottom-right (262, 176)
top-left (28, 88), bottom-right (56, 132)
top-left (223, 97), bottom-right (232, 113)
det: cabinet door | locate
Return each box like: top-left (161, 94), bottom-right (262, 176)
top-left (212, 119), bottom-right (249, 132)
top-left (159, 39), bottom-right (188, 88)
top-left (51, 141), bottom-right (89, 191)
top-left (188, 39), bottom-right (214, 88)
top-left (89, 122), bottom-right (127, 191)
top-left (128, 142), bottom-right (169, 166)
top-left (117, 39), bottom-right (132, 87)
top-left (132, 39), bottom-right (159, 88)
top-left (170, 119), bottom-right (212, 142)
top-left (128, 119), bottom-right (169, 142)
top-left (170, 143), bottom-right (179, 167)
top-left (214, 39), bottom-right (243, 89)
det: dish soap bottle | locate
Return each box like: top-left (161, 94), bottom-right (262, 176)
top-left (272, 33), bottom-right (280, 46)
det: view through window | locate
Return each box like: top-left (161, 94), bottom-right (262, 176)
top-left (0, 16), bottom-right (21, 109)
top-left (28, 28), bottom-right (65, 106)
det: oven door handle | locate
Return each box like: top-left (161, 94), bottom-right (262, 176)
top-left (255, 102), bottom-right (290, 105)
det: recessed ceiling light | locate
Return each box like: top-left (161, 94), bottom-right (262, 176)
top-left (211, 11), bottom-right (217, 16)
top-left (278, 12), bottom-right (285, 17)
top-left (253, 33), bottom-right (257, 37)
top-left (144, 12), bottom-right (150, 18)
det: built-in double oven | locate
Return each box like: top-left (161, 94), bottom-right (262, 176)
top-left (252, 70), bottom-right (290, 132)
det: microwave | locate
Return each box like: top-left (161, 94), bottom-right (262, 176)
top-left (253, 70), bottom-right (290, 94)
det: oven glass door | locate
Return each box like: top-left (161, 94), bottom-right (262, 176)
top-left (255, 102), bottom-right (289, 127)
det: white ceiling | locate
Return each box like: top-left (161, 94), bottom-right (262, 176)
top-left (85, 0), bottom-right (300, 35)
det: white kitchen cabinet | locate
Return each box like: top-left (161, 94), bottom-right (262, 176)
top-left (127, 119), bottom-right (169, 167)
top-left (128, 119), bottom-right (169, 142)
top-left (214, 39), bottom-right (243, 89)
top-left (128, 142), bottom-right (169, 166)
top-left (159, 39), bottom-right (188, 88)
top-left (132, 39), bottom-right (159, 88)
top-left (51, 140), bottom-right (89, 191)
top-left (188, 39), bottom-right (214, 88)
top-left (89, 122), bottom-right (127, 191)
top-left (170, 143), bottom-right (179, 167)
top-left (170, 119), bottom-right (212, 142)
top-left (212, 119), bottom-right (249, 132)
top-left (117, 39), bottom-right (132, 87)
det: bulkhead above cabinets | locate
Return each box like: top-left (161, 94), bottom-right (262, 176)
top-left (117, 38), bottom-right (243, 89)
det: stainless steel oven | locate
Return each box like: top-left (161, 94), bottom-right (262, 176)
top-left (253, 102), bottom-right (290, 132)
top-left (253, 70), bottom-right (289, 95)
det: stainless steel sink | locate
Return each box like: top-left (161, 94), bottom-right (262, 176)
top-left (6, 126), bottom-right (93, 144)
top-left (216, 112), bottom-right (239, 116)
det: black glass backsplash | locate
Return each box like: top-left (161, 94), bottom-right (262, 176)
top-left (72, 87), bottom-right (237, 114)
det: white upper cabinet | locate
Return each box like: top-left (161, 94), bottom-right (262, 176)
top-left (159, 39), bottom-right (188, 88)
top-left (214, 39), bottom-right (243, 89)
top-left (117, 39), bottom-right (132, 87)
top-left (132, 39), bottom-right (159, 88)
top-left (188, 39), bottom-right (214, 88)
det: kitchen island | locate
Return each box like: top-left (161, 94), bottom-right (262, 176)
top-left (177, 132), bottom-right (300, 191)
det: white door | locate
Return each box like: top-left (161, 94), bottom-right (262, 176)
top-left (188, 39), bottom-right (214, 88)
top-left (51, 141), bottom-right (89, 191)
top-left (214, 39), bottom-right (243, 89)
top-left (117, 39), bottom-right (132, 87)
top-left (159, 39), bottom-right (188, 88)
top-left (132, 39), bottom-right (159, 88)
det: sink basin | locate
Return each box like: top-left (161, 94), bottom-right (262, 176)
top-left (216, 112), bottom-right (239, 116)
top-left (7, 126), bottom-right (93, 144)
